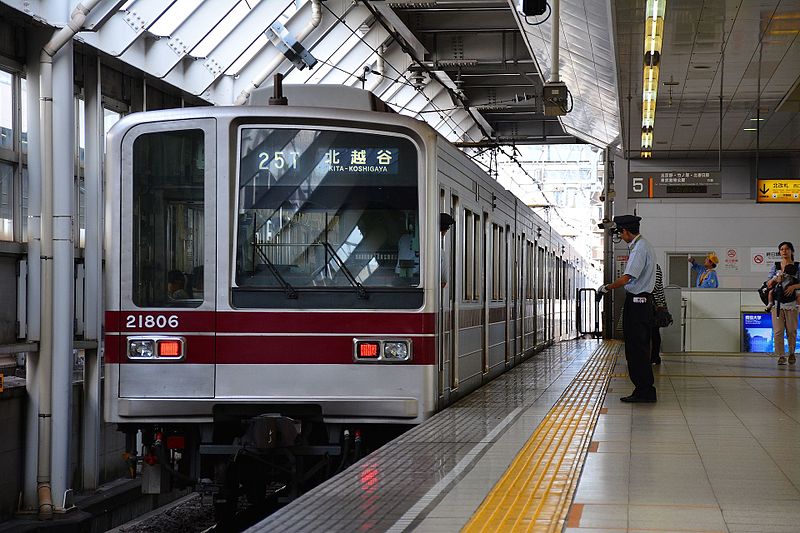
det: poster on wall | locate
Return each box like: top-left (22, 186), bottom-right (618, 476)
top-left (742, 312), bottom-right (800, 352)
top-left (720, 248), bottom-right (740, 273)
top-left (750, 247), bottom-right (781, 272)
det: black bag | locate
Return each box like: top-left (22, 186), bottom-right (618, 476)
top-left (758, 281), bottom-right (770, 305)
top-left (654, 306), bottom-right (673, 328)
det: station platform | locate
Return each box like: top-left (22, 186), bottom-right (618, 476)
top-left (247, 339), bottom-right (800, 533)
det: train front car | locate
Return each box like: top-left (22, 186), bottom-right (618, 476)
top-left (103, 96), bottom-right (441, 512)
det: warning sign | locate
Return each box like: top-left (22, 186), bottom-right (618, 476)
top-left (750, 247), bottom-right (780, 272)
top-left (720, 248), bottom-right (740, 272)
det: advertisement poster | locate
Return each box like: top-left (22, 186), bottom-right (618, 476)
top-left (720, 248), bottom-right (740, 273)
top-left (750, 247), bottom-right (781, 272)
top-left (742, 312), bottom-right (800, 352)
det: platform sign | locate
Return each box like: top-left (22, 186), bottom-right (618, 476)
top-left (629, 171), bottom-right (721, 198)
top-left (756, 179), bottom-right (800, 203)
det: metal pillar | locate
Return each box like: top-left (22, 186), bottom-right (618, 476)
top-left (82, 54), bottom-right (103, 491)
top-left (23, 33), bottom-right (44, 511)
top-left (50, 40), bottom-right (76, 511)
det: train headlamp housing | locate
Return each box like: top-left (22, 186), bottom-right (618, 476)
top-left (129, 339), bottom-right (155, 359)
top-left (127, 336), bottom-right (185, 361)
top-left (353, 339), bottom-right (412, 362)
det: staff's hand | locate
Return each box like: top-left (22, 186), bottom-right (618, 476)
top-left (597, 284), bottom-right (608, 294)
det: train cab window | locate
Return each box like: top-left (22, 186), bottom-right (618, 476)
top-left (234, 127), bottom-right (420, 308)
top-left (131, 129), bottom-right (205, 308)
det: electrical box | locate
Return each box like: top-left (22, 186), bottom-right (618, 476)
top-left (543, 82), bottom-right (569, 116)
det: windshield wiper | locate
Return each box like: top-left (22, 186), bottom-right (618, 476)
top-left (320, 242), bottom-right (367, 299)
top-left (253, 244), bottom-right (298, 299)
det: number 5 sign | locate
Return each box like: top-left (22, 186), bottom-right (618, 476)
top-left (629, 175), bottom-right (649, 198)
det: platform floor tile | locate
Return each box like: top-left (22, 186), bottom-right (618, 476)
top-left (566, 352), bottom-right (800, 533)
top-left (246, 340), bottom-right (601, 532)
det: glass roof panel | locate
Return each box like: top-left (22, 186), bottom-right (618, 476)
top-left (192, 0), bottom-right (253, 58)
top-left (149, 0), bottom-right (203, 36)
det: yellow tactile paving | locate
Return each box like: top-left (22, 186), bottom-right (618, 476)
top-left (462, 341), bottom-right (620, 533)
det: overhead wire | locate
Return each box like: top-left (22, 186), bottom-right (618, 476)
top-left (315, 1), bottom-right (480, 142)
top-left (491, 145), bottom-right (581, 234)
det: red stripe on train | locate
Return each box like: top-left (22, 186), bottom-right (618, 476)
top-left (106, 334), bottom-right (434, 365)
top-left (216, 336), bottom-right (434, 365)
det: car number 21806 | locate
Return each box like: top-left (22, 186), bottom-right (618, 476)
top-left (125, 314), bottom-right (179, 329)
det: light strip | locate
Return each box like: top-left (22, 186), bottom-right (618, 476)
top-left (641, 0), bottom-right (667, 155)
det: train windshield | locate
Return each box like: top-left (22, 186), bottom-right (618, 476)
top-left (235, 128), bottom-right (420, 294)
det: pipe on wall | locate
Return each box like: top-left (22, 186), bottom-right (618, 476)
top-left (549, 0), bottom-right (560, 83)
top-left (38, 0), bottom-right (103, 517)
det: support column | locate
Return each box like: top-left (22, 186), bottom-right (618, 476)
top-left (50, 40), bottom-right (75, 511)
top-left (82, 54), bottom-right (103, 491)
top-left (23, 30), bottom-right (44, 514)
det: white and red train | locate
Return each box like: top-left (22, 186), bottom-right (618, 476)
top-left (103, 84), bottom-right (595, 510)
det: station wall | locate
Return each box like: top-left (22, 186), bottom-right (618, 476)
top-left (614, 155), bottom-right (800, 289)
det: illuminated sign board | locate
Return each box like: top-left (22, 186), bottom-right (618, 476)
top-left (323, 148), bottom-right (399, 174)
top-left (742, 312), bottom-right (800, 352)
top-left (756, 179), bottom-right (800, 203)
top-left (629, 171), bottom-right (721, 198)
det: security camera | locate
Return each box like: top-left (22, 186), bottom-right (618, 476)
top-left (597, 219), bottom-right (616, 231)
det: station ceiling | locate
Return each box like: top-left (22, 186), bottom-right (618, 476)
top-left (3, 0), bottom-right (799, 160)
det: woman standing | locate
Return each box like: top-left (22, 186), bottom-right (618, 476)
top-left (689, 252), bottom-right (719, 288)
top-left (766, 242), bottom-right (800, 365)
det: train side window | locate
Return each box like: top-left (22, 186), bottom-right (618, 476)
top-left (464, 208), bottom-right (474, 300)
top-left (131, 129), bottom-right (205, 308)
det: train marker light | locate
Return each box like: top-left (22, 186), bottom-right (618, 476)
top-left (356, 341), bottom-right (380, 358)
top-left (353, 339), bottom-right (413, 362)
top-left (128, 337), bottom-right (185, 361)
top-left (157, 339), bottom-right (182, 358)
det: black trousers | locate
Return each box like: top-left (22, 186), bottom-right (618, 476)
top-left (651, 326), bottom-right (661, 362)
top-left (623, 292), bottom-right (656, 398)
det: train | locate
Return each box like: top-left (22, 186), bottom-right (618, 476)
top-left (103, 83), bottom-right (596, 517)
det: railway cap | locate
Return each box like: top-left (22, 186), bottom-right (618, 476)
top-left (612, 214), bottom-right (641, 232)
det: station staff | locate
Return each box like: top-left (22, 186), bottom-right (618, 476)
top-left (689, 252), bottom-right (719, 288)
top-left (597, 215), bottom-right (658, 403)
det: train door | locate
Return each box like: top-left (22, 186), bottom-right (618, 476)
top-left (482, 211), bottom-right (490, 376)
top-left (504, 225), bottom-right (511, 367)
top-left (449, 195), bottom-right (460, 392)
top-left (438, 189), bottom-right (456, 406)
top-left (119, 120), bottom-right (216, 399)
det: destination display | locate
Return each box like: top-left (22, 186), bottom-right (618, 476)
top-left (323, 148), bottom-right (399, 174)
top-left (254, 147), bottom-right (400, 175)
top-left (756, 179), bottom-right (800, 203)
top-left (629, 171), bottom-right (721, 198)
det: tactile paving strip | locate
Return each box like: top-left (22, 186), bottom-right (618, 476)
top-left (247, 339), bottom-right (603, 533)
top-left (462, 342), bottom-right (619, 533)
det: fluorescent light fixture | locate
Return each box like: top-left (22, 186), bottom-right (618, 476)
top-left (641, 0), bottom-right (666, 155)
top-left (743, 127), bottom-right (758, 131)
top-left (749, 118), bottom-right (765, 121)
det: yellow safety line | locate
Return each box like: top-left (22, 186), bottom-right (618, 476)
top-left (462, 342), bottom-right (620, 533)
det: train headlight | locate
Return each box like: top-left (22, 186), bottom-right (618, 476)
top-left (353, 339), bottom-right (412, 362)
top-left (127, 337), bottom-right (185, 361)
top-left (383, 341), bottom-right (410, 361)
top-left (129, 339), bottom-right (155, 359)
